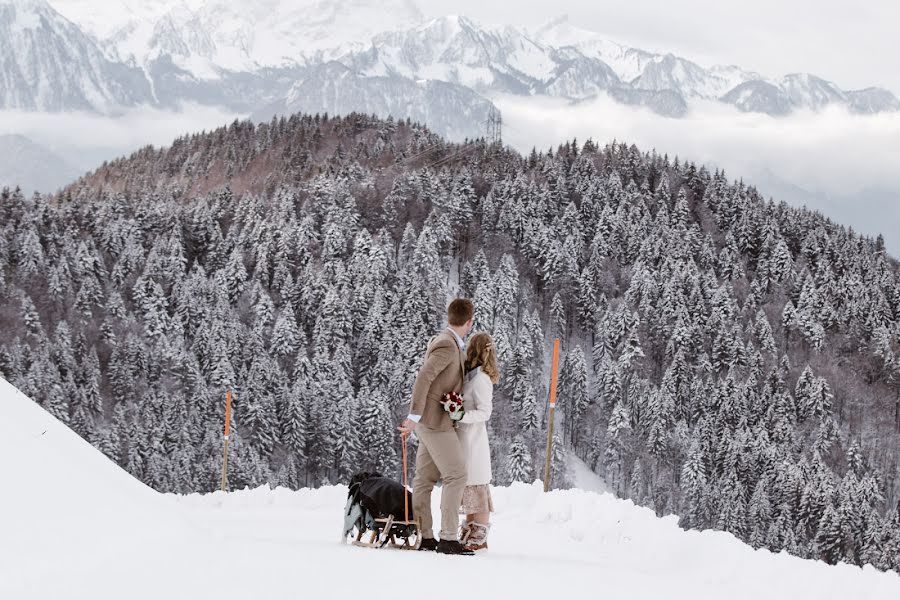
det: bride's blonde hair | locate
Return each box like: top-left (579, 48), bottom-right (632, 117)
top-left (465, 332), bottom-right (500, 384)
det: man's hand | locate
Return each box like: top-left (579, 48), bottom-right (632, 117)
top-left (398, 418), bottom-right (417, 438)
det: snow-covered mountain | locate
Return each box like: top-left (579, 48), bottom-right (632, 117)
top-left (0, 134), bottom-right (80, 193)
top-left (2, 0), bottom-right (897, 125)
top-left (3, 375), bottom-right (899, 599)
top-left (0, 0), bottom-right (153, 111)
top-left (846, 87), bottom-right (900, 114)
top-left (721, 80), bottom-right (794, 116)
top-left (534, 18), bottom-right (761, 99)
top-left (532, 17), bottom-right (898, 115)
top-left (51, 0), bottom-right (424, 75)
top-left (338, 15), bottom-right (687, 117)
top-left (343, 16), bottom-right (556, 94)
top-left (251, 61), bottom-right (496, 141)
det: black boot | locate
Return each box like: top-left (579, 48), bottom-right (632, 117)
top-left (419, 537), bottom-right (438, 551)
top-left (436, 539), bottom-right (475, 555)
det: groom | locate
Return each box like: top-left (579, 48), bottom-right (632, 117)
top-left (398, 298), bottom-right (474, 555)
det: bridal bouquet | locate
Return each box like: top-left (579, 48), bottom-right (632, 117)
top-left (441, 391), bottom-right (465, 421)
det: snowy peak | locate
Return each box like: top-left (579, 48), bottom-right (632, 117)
top-left (539, 53), bottom-right (621, 98)
top-left (846, 87), bottom-right (900, 114)
top-left (536, 19), bottom-right (749, 100)
top-left (51, 0), bottom-right (424, 75)
top-left (0, 0), bottom-right (153, 111)
top-left (720, 73), bottom-right (900, 116)
top-left (721, 80), bottom-right (792, 116)
top-left (534, 16), bottom-right (655, 82)
top-left (535, 20), bottom-right (754, 100)
top-left (632, 53), bottom-right (725, 98)
top-left (352, 15), bottom-right (557, 91)
top-left (149, 9), bottom-right (215, 61)
top-left (531, 15), bottom-right (899, 115)
top-left (781, 73), bottom-right (847, 109)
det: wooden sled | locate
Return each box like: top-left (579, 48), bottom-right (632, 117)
top-left (346, 435), bottom-right (420, 550)
top-left (351, 515), bottom-right (423, 550)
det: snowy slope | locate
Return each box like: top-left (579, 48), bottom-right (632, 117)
top-left (0, 133), bottom-right (80, 193)
top-left (2, 376), bottom-right (900, 600)
top-left (0, 376), bottom-right (197, 593)
top-left (533, 15), bottom-right (763, 99)
top-left (533, 15), bottom-right (656, 82)
top-left (346, 15), bottom-right (557, 92)
top-left (252, 61), bottom-right (497, 142)
top-left (531, 15), bottom-right (898, 114)
top-left (50, 0), bottom-right (423, 75)
top-left (0, 0), bottom-right (153, 111)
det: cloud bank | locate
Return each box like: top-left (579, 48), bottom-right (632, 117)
top-left (0, 103), bottom-right (243, 173)
top-left (2, 94), bottom-right (898, 256)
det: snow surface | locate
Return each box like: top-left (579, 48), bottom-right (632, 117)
top-left (567, 454), bottom-right (612, 494)
top-left (2, 375), bottom-right (899, 599)
top-left (7, 0), bottom-right (43, 32)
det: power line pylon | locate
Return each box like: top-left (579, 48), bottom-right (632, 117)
top-left (485, 108), bottom-right (502, 146)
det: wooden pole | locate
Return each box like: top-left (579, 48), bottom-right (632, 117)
top-left (543, 339), bottom-right (561, 492)
top-left (220, 390), bottom-right (232, 492)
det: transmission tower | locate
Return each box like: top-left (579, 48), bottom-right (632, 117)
top-left (485, 108), bottom-right (502, 146)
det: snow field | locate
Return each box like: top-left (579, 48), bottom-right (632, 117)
top-left (2, 376), bottom-right (899, 600)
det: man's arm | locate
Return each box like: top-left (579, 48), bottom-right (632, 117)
top-left (410, 343), bottom-right (455, 416)
top-left (398, 342), bottom-right (455, 436)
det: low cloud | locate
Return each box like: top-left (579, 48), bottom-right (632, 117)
top-left (2, 95), bottom-right (899, 256)
top-left (494, 93), bottom-right (900, 255)
top-left (0, 103), bottom-right (244, 172)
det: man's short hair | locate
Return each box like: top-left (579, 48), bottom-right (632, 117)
top-left (448, 298), bottom-right (474, 326)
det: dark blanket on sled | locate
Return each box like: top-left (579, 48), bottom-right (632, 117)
top-left (350, 472), bottom-right (414, 521)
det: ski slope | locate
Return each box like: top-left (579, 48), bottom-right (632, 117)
top-left (1, 376), bottom-right (899, 600)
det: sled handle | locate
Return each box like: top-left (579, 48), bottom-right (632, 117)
top-left (402, 435), bottom-right (410, 523)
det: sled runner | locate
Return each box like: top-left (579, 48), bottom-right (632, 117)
top-left (349, 512), bottom-right (422, 550)
top-left (342, 438), bottom-right (421, 550)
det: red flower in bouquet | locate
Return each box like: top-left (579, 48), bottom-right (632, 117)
top-left (441, 391), bottom-right (465, 421)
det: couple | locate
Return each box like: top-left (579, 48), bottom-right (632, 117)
top-left (398, 298), bottom-right (497, 556)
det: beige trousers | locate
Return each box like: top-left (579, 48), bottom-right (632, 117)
top-left (412, 424), bottom-right (467, 541)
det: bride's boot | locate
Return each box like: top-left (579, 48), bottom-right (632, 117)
top-left (464, 522), bottom-right (490, 551)
top-left (458, 520), bottom-right (472, 544)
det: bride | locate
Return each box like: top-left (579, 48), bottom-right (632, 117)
top-left (457, 331), bottom-right (499, 552)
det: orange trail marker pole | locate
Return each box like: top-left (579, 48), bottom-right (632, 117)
top-left (220, 390), bottom-right (232, 492)
top-left (543, 339), bottom-right (561, 492)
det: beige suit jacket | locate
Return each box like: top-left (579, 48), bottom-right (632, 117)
top-left (409, 330), bottom-right (465, 431)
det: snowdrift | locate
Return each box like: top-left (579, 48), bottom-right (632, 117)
top-left (2, 377), bottom-right (899, 600)
top-left (0, 376), bottom-right (200, 594)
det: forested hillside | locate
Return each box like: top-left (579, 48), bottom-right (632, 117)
top-left (1, 112), bottom-right (899, 571)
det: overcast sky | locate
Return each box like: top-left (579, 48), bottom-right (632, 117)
top-left (419, 0), bottom-right (900, 94)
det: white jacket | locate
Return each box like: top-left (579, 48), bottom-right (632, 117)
top-left (457, 367), bottom-right (493, 486)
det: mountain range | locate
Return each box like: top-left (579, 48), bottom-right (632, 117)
top-left (0, 0), bottom-right (896, 137)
